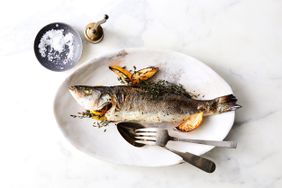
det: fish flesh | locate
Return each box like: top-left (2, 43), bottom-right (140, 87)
top-left (69, 85), bottom-right (240, 123)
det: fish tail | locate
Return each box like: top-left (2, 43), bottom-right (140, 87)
top-left (214, 94), bottom-right (241, 113)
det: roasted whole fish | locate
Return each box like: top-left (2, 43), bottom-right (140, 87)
top-left (69, 85), bottom-right (241, 124)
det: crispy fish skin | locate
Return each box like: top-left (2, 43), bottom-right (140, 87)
top-left (69, 85), bottom-right (240, 123)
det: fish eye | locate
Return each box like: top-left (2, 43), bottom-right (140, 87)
top-left (84, 89), bottom-right (92, 95)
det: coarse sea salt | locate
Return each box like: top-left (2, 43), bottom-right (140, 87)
top-left (38, 29), bottom-right (74, 64)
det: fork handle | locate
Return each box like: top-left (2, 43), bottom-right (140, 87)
top-left (171, 137), bottom-right (237, 148)
top-left (166, 148), bottom-right (216, 173)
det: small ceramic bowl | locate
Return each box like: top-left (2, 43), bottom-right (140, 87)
top-left (34, 22), bottom-right (83, 71)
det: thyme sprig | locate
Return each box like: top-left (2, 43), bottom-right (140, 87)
top-left (92, 121), bottom-right (110, 128)
top-left (70, 111), bottom-right (111, 128)
top-left (139, 80), bottom-right (192, 99)
top-left (70, 110), bottom-right (92, 119)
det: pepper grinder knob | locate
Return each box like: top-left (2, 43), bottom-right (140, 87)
top-left (84, 14), bottom-right (109, 43)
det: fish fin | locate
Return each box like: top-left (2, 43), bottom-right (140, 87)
top-left (215, 94), bottom-right (241, 113)
top-left (176, 112), bottom-right (204, 132)
top-left (108, 95), bottom-right (121, 113)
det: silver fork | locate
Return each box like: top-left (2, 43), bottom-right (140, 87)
top-left (134, 127), bottom-right (216, 173)
top-left (117, 122), bottom-right (216, 173)
top-left (135, 128), bottom-right (237, 148)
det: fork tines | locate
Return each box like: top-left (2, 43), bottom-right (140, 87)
top-left (134, 128), bottom-right (159, 145)
top-left (135, 128), bottom-right (159, 133)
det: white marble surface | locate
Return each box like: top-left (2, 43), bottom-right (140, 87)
top-left (0, 0), bottom-right (281, 187)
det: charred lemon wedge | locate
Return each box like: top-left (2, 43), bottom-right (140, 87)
top-left (177, 112), bottom-right (204, 132)
top-left (109, 66), bottom-right (132, 84)
top-left (90, 109), bottom-right (106, 117)
top-left (131, 66), bottom-right (159, 84)
top-left (90, 113), bottom-right (107, 121)
top-left (90, 105), bottom-right (111, 121)
top-left (109, 65), bottom-right (159, 85)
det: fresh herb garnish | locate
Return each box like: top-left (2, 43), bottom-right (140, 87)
top-left (70, 110), bottom-right (92, 119)
top-left (92, 120), bottom-right (110, 128)
top-left (71, 111), bottom-right (110, 128)
top-left (138, 80), bottom-right (192, 99)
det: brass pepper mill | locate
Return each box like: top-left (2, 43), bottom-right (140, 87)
top-left (84, 14), bottom-right (109, 43)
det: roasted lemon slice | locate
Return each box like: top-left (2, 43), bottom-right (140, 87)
top-left (177, 112), bottom-right (204, 132)
top-left (90, 114), bottom-right (107, 121)
top-left (90, 105), bottom-right (110, 121)
top-left (131, 66), bottom-right (159, 84)
top-left (109, 65), bottom-right (159, 85)
top-left (90, 110), bottom-right (106, 117)
top-left (109, 65), bottom-right (133, 84)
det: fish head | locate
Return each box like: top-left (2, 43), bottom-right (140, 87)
top-left (69, 85), bottom-right (111, 110)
